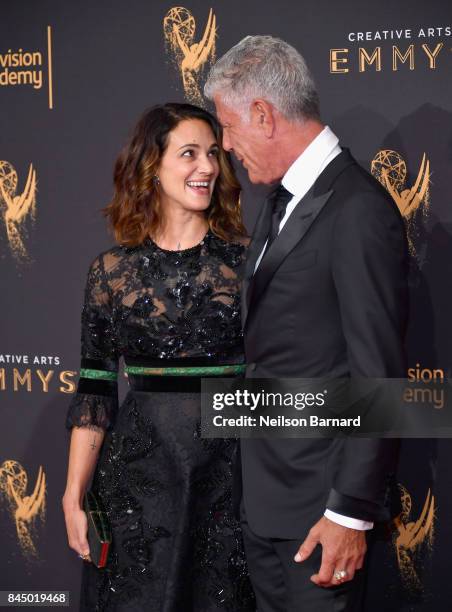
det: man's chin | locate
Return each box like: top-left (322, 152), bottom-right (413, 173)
top-left (244, 166), bottom-right (276, 185)
top-left (246, 171), bottom-right (267, 185)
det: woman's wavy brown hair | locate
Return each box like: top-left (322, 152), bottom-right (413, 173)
top-left (104, 103), bottom-right (246, 246)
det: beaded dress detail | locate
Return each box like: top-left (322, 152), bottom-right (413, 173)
top-left (66, 231), bottom-right (255, 612)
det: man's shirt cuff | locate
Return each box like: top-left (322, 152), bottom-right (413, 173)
top-left (324, 509), bottom-right (374, 530)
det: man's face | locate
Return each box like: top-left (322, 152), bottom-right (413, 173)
top-left (213, 95), bottom-right (275, 184)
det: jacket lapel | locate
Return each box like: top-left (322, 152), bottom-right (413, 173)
top-left (241, 195), bottom-right (274, 326)
top-left (243, 149), bottom-right (356, 328)
top-left (245, 188), bottom-right (333, 326)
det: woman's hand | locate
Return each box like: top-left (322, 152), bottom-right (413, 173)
top-left (63, 427), bottom-right (106, 563)
top-left (62, 496), bottom-right (91, 563)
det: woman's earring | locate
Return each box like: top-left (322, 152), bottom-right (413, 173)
top-left (153, 175), bottom-right (160, 185)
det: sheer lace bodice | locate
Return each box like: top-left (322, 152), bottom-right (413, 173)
top-left (66, 230), bottom-right (246, 431)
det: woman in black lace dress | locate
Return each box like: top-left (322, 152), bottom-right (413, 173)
top-left (62, 103), bottom-right (255, 611)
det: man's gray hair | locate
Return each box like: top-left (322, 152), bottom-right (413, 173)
top-left (204, 35), bottom-right (320, 122)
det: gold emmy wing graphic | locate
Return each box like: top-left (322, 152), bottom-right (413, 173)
top-left (371, 150), bottom-right (430, 255)
top-left (0, 460), bottom-right (46, 558)
top-left (163, 7), bottom-right (217, 106)
top-left (0, 160), bottom-right (37, 261)
top-left (393, 485), bottom-right (435, 591)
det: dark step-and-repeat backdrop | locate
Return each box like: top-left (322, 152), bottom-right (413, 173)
top-left (1, 1), bottom-right (451, 610)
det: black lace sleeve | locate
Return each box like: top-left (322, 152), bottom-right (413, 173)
top-left (66, 253), bottom-right (119, 431)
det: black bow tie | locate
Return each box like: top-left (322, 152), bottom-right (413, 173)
top-left (263, 184), bottom-right (293, 255)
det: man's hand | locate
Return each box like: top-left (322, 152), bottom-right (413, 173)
top-left (294, 516), bottom-right (366, 587)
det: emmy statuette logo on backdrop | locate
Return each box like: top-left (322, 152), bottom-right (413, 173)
top-left (0, 460), bottom-right (46, 558)
top-left (0, 160), bottom-right (37, 262)
top-left (163, 7), bottom-right (217, 105)
top-left (371, 150), bottom-right (431, 256)
top-left (393, 485), bottom-right (435, 592)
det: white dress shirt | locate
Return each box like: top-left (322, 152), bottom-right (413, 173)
top-left (255, 126), bottom-right (373, 531)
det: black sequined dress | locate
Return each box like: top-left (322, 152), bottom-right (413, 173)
top-left (66, 231), bottom-right (255, 612)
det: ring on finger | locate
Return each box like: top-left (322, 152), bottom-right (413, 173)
top-left (78, 553), bottom-right (89, 561)
top-left (333, 569), bottom-right (348, 581)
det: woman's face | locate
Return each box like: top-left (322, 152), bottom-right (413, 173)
top-left (157, 118), bottom-right (220, 214)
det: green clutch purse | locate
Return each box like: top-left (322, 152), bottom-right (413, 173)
top-left (83, 491), bottom-right (112, 568)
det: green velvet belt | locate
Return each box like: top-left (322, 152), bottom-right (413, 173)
top-left (80, 364), bottom-right (246, 380)
top-left (80, 368), bottom-right (118, 381)
top-left (124, 364), bottom-right (246, 377)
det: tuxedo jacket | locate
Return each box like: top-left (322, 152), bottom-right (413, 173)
top-left (239, 149), bottom-right (408, 539)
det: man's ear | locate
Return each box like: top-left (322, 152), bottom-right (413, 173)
top-left (250, 99), bottom-right (276, 138)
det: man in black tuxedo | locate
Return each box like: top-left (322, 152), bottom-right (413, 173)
top-left (205, 36), bottom-right (408, 611)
